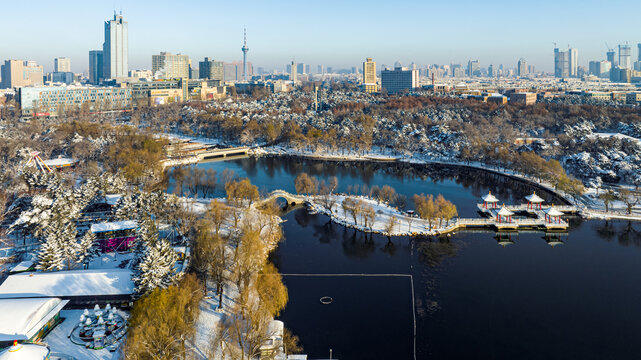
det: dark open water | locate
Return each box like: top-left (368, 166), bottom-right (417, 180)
top-left (176, 157), bottom-right (641, 360)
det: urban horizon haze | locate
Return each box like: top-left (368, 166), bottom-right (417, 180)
top-left (1, 0), bottom-right (640, 73)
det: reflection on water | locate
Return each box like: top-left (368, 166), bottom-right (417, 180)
top-left (182, 157), bottom-right (641, 360)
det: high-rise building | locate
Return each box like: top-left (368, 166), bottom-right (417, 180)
top-left (568, 48), bottom-right (578, 77)
top-left (0, 60), bottom-right (44, 89)
top-left (488, 64), bottom-right (494, 77)
top-left (606, 49), bottom-right (616, 65)
top-left (103, 12), bottom-right (128, 79)
top-left (317, 65), bottom-right (324, 74)
top-left (467, 60), bottom-right (480, 77)
top-left (362, 58), bottom-right (377, 93)
top-left (363, 58), bottom-right (376, 84)
top-left (290, 60), bottom-right (297, 83)
top-left (152, 52), bottom-right (190, 79)
top-left (241, 28), bottom-right (249, 81)
top-left (619, 44), bottom-right (632, 70)
top-left (297, 63), bottom-right (306, 75)
top-left (517, 58), bottom-right (528, 77)
top-left (88, 50), bottom-right (103, 85)
top-left (199, 57), bottom-right (224, 81)
top-left (381, 66), bottom-right (419, 94)
top-left (54, 57), bottom-right (71, 73)
top-left (554, 47), bottom-right (569, 78)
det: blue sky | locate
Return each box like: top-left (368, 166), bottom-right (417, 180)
top-left (1, 0), bottom-right (640, 73)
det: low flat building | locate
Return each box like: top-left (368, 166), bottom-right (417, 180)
top-left (626, 92), bottom-right (641, 104)
top-left (0, 269), bottom-right (134, 306)
top-left (509, 92), bottom-right (537, 105)
top-left (0, 297), bottom-right (68, 347)
top-left (19, 85), bottom-right (132, 116)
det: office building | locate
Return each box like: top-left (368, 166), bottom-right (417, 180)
top-left (381, 66), bottom-right (419, 94)
top-left (606, 49), bottom-right (616, 66)
top-left (290, 60), bottom-right (297, 83)
top-left (362, 57), bottom-right (377, 93)
top-left (467, 60), bottom-right (480, 77)
top-left (88, 50), bottom-right (103, 85)
top-left (199, 58), bottom-right (224, 81)
top-left (152, 52), bottom-right (190, 79)
top-left (49, 72), bottom-right (74, 84)
top-left (517, 58), bottom-right (528, 77)
top-left (619, 44), bottom-right (632, 70)
top-left (129, 69), bottom-right (153, 79)
top-left (568, 48), bottom-right (578, 77)
top-left (554, 47), bottom-right (569, 78)
top-left (54, 57), bottom-right (71, 73)
top-left (638, 43), bottom-right (641, 62)
top-left (634, 61), bottom-right (641, 71)
top-left (509, 93), bottom-right (537, 105)
top-left (223, 61), bottom-right (252, 82)
top-left (19, 85), bottom-right (132, 116)
top-left (297, 63), bottom-right (306, 75)
top-left (103, 12), bottom-right (128, 79)
top-left (1, 60), bottom-right (44, 89)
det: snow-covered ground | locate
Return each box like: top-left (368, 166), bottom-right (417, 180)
top-left (309, 194), bottom-right (456, 236)
top-left (44, 309), bottom-right (127, 360)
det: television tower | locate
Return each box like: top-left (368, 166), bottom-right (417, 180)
top-left (241, 28), bottom-right (249, 81)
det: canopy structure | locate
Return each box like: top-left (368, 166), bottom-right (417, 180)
top-left (90, 220), bottom-right (137, 233)
top-left (0, 298), bottom-right (68, 343)
top-left (496, 205), bottom-right (514, 223)
top-left (0, 342), bottom-right (49, 360)
top-left (481, 191), bottom-right (500, 209)
top-left (544, 205), bottom-right (564, 223)
top-left (525, 192), bottom-right (544, 209)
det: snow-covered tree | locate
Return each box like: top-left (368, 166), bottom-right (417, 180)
top-left (76, 230), bottom-right (99, 266)
top-left (36, 236), bottom-right (64, 271)
top-left (132, 238), bottom-right (179, 295)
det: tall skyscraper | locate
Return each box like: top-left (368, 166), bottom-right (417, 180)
top-left (362, 58), bottom-right (377, 93)
top-left (89, 50), bottom-right (103, 84)
top-left (568, 48), bottom-right (578, 77)
top-left (517, 58), bottom-right (528, 77)
top-left (199, 57), bottom-right (224, 81)
top-left (554, 47), bottom-right (569, 78)
top-left (363, 58), bottom-right (376, 84)
top-left (638, 43), bottom-right (641, 62)
top-left (606, 49), bottom-right (616, 65)
top-left (54, 57), bottom-right (71, 73)
top-left (467, 60), bottom-right (480, 77)
top-left (241, 28), bottom-right (249, 82)
top-left (1, 60), bottom-right (43, 89)
top-left (103, 12), bottom-right (128, 79)
top-left (619, 44), bottom-right (632, 70)
top-left (290, 60), bottom-right (297, 84)
top-left (152, 52), bottom-right (190, 79)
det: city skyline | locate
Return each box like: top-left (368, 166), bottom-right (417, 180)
top-left (1, 0), bottom-right (641, 73)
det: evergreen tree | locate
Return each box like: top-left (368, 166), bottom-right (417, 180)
top-left (132, 239), bottom-right (179, 295)
top-left (76, 230), bottom-right (99, 267)
top-left (37, 232), bottom-right (64, 271)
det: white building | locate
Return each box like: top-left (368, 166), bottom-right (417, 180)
top-left (103, 12), bottom-right (129, 79)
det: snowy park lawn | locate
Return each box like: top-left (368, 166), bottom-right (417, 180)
top-left (309, 194), bottom-right (455, 236)
top-left (44, 309), bottom-right (127, 360)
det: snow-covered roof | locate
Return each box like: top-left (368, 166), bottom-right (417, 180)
top-left (42, 157), bottom-right (76, 167)
top-left (9, 260), bottom-right (35, 273)
top-left (497, 207), bottom-right (514, 216)
top-left (0, 343), bottom-right (49, 360)
top-left (544, 207), bottom-right (564, 216)
top-left (90, 220), bottom-right (137, 233)
top-left (525, 192), bottom-right (544, 203)
top-left (104, 194), bottom-right (122, 206)
top-left (482, 192), bottom-right (499, 202)
top-left (0, 297), bottom-right (68, 341)
top-left (0, 269), bottom-right (134, 298)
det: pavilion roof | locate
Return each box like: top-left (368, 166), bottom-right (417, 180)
top-left (482, 192), bottom-right (499, 203)
top-left (544, 207), bottom-right (564, 216)
top-left (525, 192), bottom-right (544, 203)
top-left (497, 206), bottom-right (514, 216)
